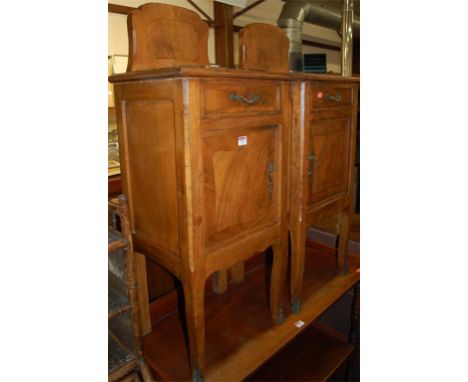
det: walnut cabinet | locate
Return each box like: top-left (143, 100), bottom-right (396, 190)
top-left (109, 5), bottom-right (359, 380)
top-left (289, 76), bottom-right (359, 314)
top-left (111, 67), bottom-right (291, 381)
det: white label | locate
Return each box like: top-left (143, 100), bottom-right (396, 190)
top-left (294, 320), bottom-right (305, 328)
top-left (237, 136), bottom-right (248, 146)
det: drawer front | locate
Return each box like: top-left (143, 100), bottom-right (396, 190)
top-left (201, 80), bottom-right (281, 118)
top-left (310, 82), bottom-right (353, 109)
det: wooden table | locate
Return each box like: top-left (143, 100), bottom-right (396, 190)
top-left (142, 245), bottom-right (359, 381)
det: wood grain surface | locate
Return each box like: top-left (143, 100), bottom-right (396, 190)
top-left (239, 23), bottom-right (289, 74)
top-left (246, 322), bottom-right (353, 381)
top-left (126, 3), bottom-right (209, 72)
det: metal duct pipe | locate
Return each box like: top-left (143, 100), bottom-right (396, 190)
top-left (278, 0), bottom-right (360, 71)
top-left (341, 0), bottom-right (353, 76)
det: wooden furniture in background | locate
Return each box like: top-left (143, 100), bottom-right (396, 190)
top-left (108, 195), bottom-right (153, 382)
top-left (289, 74), bottom-right (359, 314)
top-left (247, 322), bottom-right (354, 381)
top-left (108, 174), bottom-right (122, 199)
top-left (110, 5), bottom-right (291, 380)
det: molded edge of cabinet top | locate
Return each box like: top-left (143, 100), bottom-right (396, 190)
top-left (109, 66), bottom-right (291, 83)
top-left (108, 66), bottom-right (360, 84)
top-left (292, 72), bottom-right (360, 83)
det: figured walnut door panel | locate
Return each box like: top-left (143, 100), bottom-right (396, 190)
top-left (122, 99), bottom-right (180, 255)
top-left (203, 126), bottom-right (280, 245)
top-left (308, 118), bottom-right (351, 204)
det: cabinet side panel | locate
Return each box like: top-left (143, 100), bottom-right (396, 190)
top-left (122, 99), bottom-right (180, 255)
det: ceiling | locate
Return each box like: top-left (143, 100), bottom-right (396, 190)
top-left (276, 0), bottom-right (360, 17)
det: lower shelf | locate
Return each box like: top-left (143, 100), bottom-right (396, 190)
top-left (143, 246), bottom-right (359, 381)
top-left (246, 323), bottom-right (353, 381)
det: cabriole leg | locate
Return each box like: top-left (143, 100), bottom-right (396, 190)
top-left (338, 209), bottom-right (351, 274)
top-left (183, 279), bottom-right (206, 382)
top-left (290, 221), bottom-right (307, 314)
top-left (270, 241), bottom-right (287, 324)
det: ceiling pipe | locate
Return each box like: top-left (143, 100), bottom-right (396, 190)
top-left (341, 0), bottom-right (353, 76)
top-left (277, 0), bottom-right (360, 72)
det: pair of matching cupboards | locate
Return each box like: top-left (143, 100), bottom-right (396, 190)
top-left (110, 3), bottom-right (358, 381)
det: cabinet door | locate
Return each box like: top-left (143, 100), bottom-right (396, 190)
top-left (203, 125), bottom-right (280, 245)
top-left (308, 118), bottom-right (351, 204)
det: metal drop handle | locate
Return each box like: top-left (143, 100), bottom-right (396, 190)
top-left (325, 92), bottom-right (342, 102)
top-left (308, 151), bottom-right (318, 184)
top-left (268, 161), bottom-right (275, 199)
top-left (229, 92), bottom-right (261, 105)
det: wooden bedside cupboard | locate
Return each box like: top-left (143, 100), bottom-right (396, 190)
top-left (289, 75), bottom-right (360, 314)
top-left (109, 4), bottom-right (291, 381)
top-left (111, 66), bottom-right (291, 382)
top-left (236, 22), bottom-right (360, 318)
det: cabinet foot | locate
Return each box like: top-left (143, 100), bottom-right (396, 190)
top-left (192, 365), bottom-right (203, 382)
top-left (276, 304), bottom-right (285, 324)
top-left (339, 261), bottom-right (350, 275)
top-left (183, 280), bottom-right (206, 382)
top-left (291, 296), bottom-right (301, 314)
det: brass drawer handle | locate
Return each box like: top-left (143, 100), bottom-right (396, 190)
top-left (325, 92), bottom-right (342, 102)
top-left (229, 92), bottom-right (261, 105)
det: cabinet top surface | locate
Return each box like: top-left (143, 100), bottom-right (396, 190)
top-left (295, 72), bottom-right (360, 83)
top-left (108, 66), bottom-right (360, 84)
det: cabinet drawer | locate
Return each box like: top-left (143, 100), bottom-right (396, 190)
top-left (310, 83), bottom-right (353, 109)
top-left (201, 80), bottom-right (281, 118)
